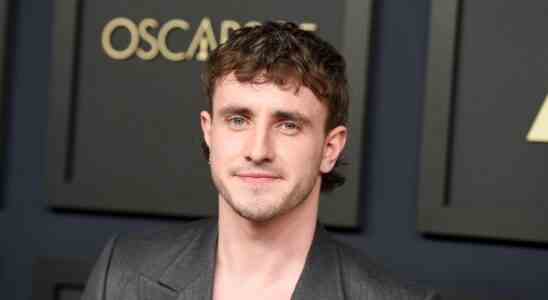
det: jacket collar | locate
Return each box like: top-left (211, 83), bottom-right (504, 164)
top-left (292, 226), bottom-right (345, 300)
top-left (142, 220), bottom-right (344, 300)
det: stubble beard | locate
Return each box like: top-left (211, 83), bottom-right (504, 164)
top-left (211, 168), bottom-right (319, 223)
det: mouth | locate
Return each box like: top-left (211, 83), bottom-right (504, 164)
top-left (235, 173), bottom-right (282, 184)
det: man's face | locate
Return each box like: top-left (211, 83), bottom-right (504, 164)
top-left (201, 73), bottom-right (346, 223)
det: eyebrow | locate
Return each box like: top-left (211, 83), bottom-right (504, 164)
top-left (217, 105), bottom-right (252, 118)
top-left (272, 110), bottom-right (311, 125)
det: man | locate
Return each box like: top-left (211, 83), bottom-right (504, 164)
top-left (82, 22), bottom-right (440, 300)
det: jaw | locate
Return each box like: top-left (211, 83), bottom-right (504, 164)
top-left (217, 175), bottom-right (322, 232)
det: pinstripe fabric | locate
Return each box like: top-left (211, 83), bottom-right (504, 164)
top-left (82, 219), bottom-right (440, 300)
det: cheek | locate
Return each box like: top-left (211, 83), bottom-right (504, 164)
top-left (210, 130), bottom-right (245, 162)
top-left (280, 137), bottom-right (324, 168)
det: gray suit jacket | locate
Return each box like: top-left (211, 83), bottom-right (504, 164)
top-left (82, 219), bottom-right (440, 300)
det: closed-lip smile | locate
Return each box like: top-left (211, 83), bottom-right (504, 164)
top-left (236, 172), bottom-right (281, 183)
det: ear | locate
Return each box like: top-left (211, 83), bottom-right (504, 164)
top-left (320, 126), bottom-right (347, 173)
top-left (200, 111), bottom-right (212, 148)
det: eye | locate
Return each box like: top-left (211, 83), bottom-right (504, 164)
top-left (278, 121), bottom-right (300, 135)
top-left (227, 115), bottom-right (249, 130)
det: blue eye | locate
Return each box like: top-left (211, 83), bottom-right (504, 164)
top-left (279, 121), bottom-right (300, 134)
top-left (227, 116), bottom-right (248, 130)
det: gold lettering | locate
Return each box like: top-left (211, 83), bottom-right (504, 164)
top-left (187, 17), bottom-right (218, 61)
top-left (527, 94), bottom-right (548, 143)
top-left (157, 19), bottom-right (190, 62)
top-left (137, 18), bottom-right (159, 60)
top-left (299, 23), bottom-right (318, 32)
top-left (102, 17), bottom-right (139, 60)
top-left (102, 18), bottom-right (320, 62)
top-left (220, 20), bottom-right (241, 44)
top-left (244, 21), bottom-right (261, 28)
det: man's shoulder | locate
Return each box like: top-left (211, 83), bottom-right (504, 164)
top-left (329, 237), bottom-right (440, 300)
top-left (115, 218), bottom-right (213, 247)
top-left (109, 218), bottom-right (214, 276)
top-left (82, 219), bottom-right (216, 300)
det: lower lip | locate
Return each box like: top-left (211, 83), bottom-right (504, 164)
top-left (237, 176), bottom-right (279, 184)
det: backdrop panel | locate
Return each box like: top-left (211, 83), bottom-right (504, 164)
top-left (32, 257), bottom-right (91, 300)
top-left (48, 0), bottom-right (373, 227)
top-left (418, 0), bottom-right (548, 243)
top-left (0, 0), bottom-right (9, 172)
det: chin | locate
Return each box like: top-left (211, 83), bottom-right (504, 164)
top-left (230, 190), bottom-right (308, 223)
top-left (235, 209), bottom-right (279, 223)
top-left (227, 196), bottom-right (284, 222)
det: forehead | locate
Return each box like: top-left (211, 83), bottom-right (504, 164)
top-left (212, 73), bottom-right (327, 118)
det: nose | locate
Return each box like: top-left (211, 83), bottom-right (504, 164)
top-left (245, 126), bottom-right (274, 164)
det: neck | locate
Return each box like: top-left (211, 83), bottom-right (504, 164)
top-left (216, 191), bottom-right (319, 282)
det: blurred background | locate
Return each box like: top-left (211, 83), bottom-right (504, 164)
top-left (1, 1), bottom-right (547, 299)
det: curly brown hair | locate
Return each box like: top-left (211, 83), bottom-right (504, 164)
top-left (201, 21), bottom-right (349, 193)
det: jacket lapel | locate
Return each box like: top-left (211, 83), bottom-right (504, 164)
top-left (139, 275), bottom-right (179, 300)
top-left (291, 225), bottom-right (345, 300)
top-left (138, 221), bottom-right (344, 300)
top-left (140, 220), bottom-right (218, 300)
